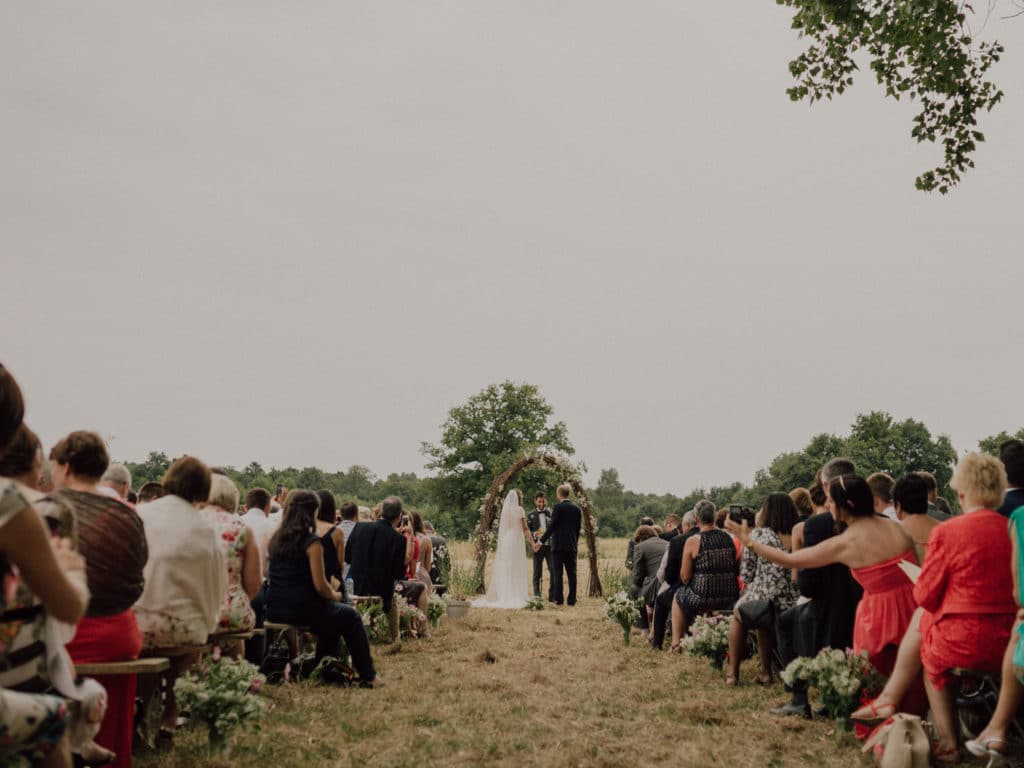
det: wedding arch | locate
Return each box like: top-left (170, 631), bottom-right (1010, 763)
top-left (473, 452), bottom-right (603, 597)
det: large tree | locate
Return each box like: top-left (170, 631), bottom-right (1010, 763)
top-left (778, 0), bottom-right (1005, 192)
top-left (421, 381), bottom-right (573, 537)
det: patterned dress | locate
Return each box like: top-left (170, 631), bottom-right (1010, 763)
top-left (0, 480), bottom-right (71, 764)
top-left (675, 529), bottom-right (740, 618)
top-left (200, 507), bottom-right (256, 633)
top-left (737, 527), bottom-right (798, 612)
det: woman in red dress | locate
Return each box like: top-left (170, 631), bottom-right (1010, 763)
top-left (914, 453), bottom-right (1017, 763)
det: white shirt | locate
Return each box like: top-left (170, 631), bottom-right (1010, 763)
top-left (134, 495), bottom-right (227, 645)
top-left (240, 507), bottom-right (274, 575)
top-left (95, 485), bottom-right (120, 499)
top-left (881, 505), bottom-right (898, 521)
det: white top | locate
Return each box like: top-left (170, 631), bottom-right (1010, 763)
top-left (134, 494), bottom-right (227, 646)
top-left (881, 505), bottom-right (898, 521)
top-left (240, 507), bottom-right (275, 575)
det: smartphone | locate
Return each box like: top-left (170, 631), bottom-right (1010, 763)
top-left (728, 504), bottom-right (744, 524)
top-left (401, 515), bottom-right (410, 527)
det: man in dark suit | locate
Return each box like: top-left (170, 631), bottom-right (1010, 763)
top-left (997, 439), bottom-right (1024, 518)
top-left (538, 484), bottom-right (582, 605)
top-left (526, 491), bottom-right (554, 598)
top-left (344, 495), bottom-right (413, 614)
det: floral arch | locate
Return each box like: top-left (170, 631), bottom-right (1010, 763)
top-left (473, 452), bottom-right (603, 597)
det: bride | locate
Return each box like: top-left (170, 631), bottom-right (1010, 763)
top-left (473, 489), bottom-right (533, 609)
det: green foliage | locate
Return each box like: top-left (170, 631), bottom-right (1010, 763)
top-left (778, 0), bottom-right (1004, 192)
top-left (420, 380), bottom-right (573, 537)
top-left (978, 427), bottom-right (1024, 455)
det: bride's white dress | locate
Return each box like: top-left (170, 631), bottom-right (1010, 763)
top-left (473, 491), bottom-right (529, 609)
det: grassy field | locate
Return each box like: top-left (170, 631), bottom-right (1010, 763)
top-left (138, 537), bottom-right (878, 768)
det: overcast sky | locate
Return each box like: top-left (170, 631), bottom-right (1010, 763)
top-left (2, 2), bottom-right (1022, 496)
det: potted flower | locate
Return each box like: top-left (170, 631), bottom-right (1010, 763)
top-left (681, 614), bottom-right (730, 670)
top-left (605, 591), bottom-right (642, 646)
top-left (174, 648), bottom-right (270, 756)
top-left (440, 558), bottom-right (479, 620)
top-left (427, 592), bottom-right (447, 628)
top-left (781, 648), bottom-right (884, 725)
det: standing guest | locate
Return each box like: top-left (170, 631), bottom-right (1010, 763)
top-left (136, 482), bottom-right (164, 504)
top-left (0, 423), bottom-right (45, 500)
top-left (97, 464), bottom-right (132, 501)
top-left (669, 500), bottom-right (740, 652)
top-left (314, 490), bottom-right (345, 593)
top-left (134, 456), bottom-right (226, 740)
top-left (866, 472), bottom-right (897, 520)
top-left (727, 493), bottom-right (799, 686)
top-left (39, 431), bottom-right (148, 768)
top-left (789, 488), bottom-right (813, 522)
top-left (893, 473), bottom-right (939, 565)
top-left (527, 492), bottom-right (554, 599)
top-left (538, 485), bottom-right (582, 606)
top-left (996, 438), bottom-right (1024, 518)
top-left (265, 491), bottom-right (381, 685)
top-left (631, 525), bottom-right (668, 636)
top-left (201, 475), bottom-right (259, 649)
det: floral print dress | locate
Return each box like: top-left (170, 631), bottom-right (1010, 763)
top-left (736, 527), bottom-right (798, 611)
top-left (0, 480), bottom-right (71, 764)
top-left (200, 507), bottom-right (256, 633)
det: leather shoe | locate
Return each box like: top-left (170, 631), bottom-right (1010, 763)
top-left (769, 702), bottom-right (811, 719)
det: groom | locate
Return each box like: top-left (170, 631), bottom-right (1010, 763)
top-left (536, 484), bottom-right (582, 606)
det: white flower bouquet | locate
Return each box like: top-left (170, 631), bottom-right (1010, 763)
top-left (605, 591), bottom-right (642, 646)
top-left (174, 649), bottom-right (269, 755)
top-left (681, 614), bottom-right (730, 670)
top-left (781, 647), bottom-right (884, 721)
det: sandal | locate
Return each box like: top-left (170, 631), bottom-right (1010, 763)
top-left (965, 736), bottom-right (1007, 768)
top-left (755, 674), bottom-right (772, 686)
top-left (725, 675), bottom-right (738, 686)
top-left (667, 642), bottom-right (682, 654)
top-left (931, 743), bottom-right (959, 765)
top-left (850, 697), bottom-right (896, 726)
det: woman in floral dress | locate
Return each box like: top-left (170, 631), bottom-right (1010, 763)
top-left (726, 493), bottom-right (799, 685)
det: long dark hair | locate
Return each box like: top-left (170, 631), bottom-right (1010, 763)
top-left (828, 475), bottom-right (873, 519)
top-left (268, 490), bottom-right (319, 561)
top-left (315, 490), bottom-right (337, 524)
top-left (760, 493), bottom-right (799, 535)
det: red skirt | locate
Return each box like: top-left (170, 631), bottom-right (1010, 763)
top-left (920, 610), bottom-right (1015, 690)
top-left (67, 611), bottom-right (143, 768)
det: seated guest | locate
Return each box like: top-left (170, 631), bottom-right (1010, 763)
top-left (0, 365), bottom-right (89, 768)
top-left (789, 487), bottom-right (813, 522)
top-left (134, 456), bottom-right (226, 738)
top-left (729, 474), bottom-right (917, 704)
top-left (345, 496), bottom-right (427, 635)
top-left (727, 493), bottom-right (799, 686)
top-left (866, 472), bottom-right (896, 520)
top-left (135, 482), bottom-right (164, 504)
top-left (97, 463), bottom-right (132, 501)
top-left (410, 511), bottom-right (434, 590)
top-left (625, 516), bottom-right (655, 570)
top-left (963, 491), bottom-right (1024, 763)
top-left (997, 438), bottom-right (1024, 518)
top-left (0, 423), bottom-right (45, 500)
top-left (38, 431), bottom-right (148, 768)
top-left (338, 501), bottom-right (359, 587)
top-left (631, 525), bottom-right (668, 637)
top-left (913, 453), bottom-right (1017, 763)
top-left (669, 500), bottom-right (740, 652)
top-left (240, 487), bottom-right (274, 577)
top-left (265, 491), bottom-right (380, 685)
top-left (202, 475), bottom-right (259, 650)
top-left (893, 473), bottom-right (939, 565)
top-left (659, 514), bottom-right (681, 542)
top-left (314, 489), bottom-right (345, 593)
top-left (914, 470), bottom-right (951, 522)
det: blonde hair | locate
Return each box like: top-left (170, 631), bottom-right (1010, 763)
top-left (207, 473), bottom-right (240, 513)
top-left (951, 452), bottom-right (1007, 509)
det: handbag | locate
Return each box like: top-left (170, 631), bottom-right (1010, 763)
top-left (737, 599), bottom-right (775, 631)
top-left (862, 714), bottom-right (931, 768)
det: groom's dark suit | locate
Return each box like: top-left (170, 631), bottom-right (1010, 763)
top-left (540, 498), bottom-right (582, 605)
top-left (526, 506), bottom-right (553, 598)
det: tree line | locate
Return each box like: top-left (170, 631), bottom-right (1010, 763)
top-left (123, 381), bottom-right (1024, 540)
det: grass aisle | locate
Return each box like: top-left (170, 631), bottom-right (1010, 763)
top-left (142, 599), bottom-right (864, 767)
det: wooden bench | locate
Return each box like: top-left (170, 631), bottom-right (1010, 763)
top-left (75, 657), bottom-right (170, 677)
top-left (141, 644), bottom-right (211, 659)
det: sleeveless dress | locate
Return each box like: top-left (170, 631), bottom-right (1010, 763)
top-left (200, 506), bottom-right (256, 633)
top-left (1011, 507), bottom-right (1024, 682)
top-left (849, 550), bottom-right (918, 673)
top-left (676, 529), bottom-right (740, 618)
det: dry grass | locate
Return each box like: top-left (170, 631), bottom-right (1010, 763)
top-left (138, 538), bottom-right (870, 768)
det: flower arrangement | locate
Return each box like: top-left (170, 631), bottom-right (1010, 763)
top-left (396, 594), bottom-right (426, 637)
top-left (439, 557), bottom-right (480, 602)
top-left (781, 648), bottom-right (885, 721)
top-left (355, 599), bottom-right (391, 643)
top-left (525, 596), bottom-right (545, 611)
top-left (605, 591), bottom-right (642, 646)
top-left (427, 592), bottom-right (447, 627)
top-left (174, 649), bottom-right (269, 755)
top-left (681, 614), bottom-right (731, 670)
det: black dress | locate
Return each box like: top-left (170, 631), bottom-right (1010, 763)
top-left (675, 529), bottom-right (739, 618)
top-left (320, 526), bottom-right (343, 585)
